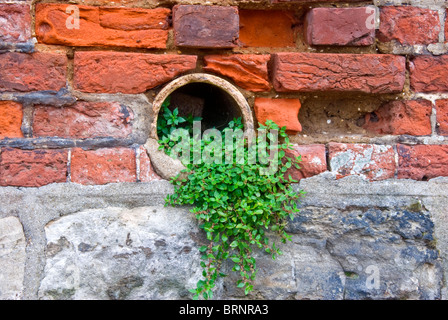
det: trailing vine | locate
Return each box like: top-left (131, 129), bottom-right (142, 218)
top-left (157, 98), bottom-right (304, 300)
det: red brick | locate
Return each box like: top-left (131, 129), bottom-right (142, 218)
top-left (305, 7), bottom-right (375, 46)
top-left (0, 148), bottom-right (68, 187)
top-left (239, 10), bottom-right (296, 48)
top-left (70, 148), bottom-right (136, 185)
top-left (0, 4), bottom-right (31, 44)
top-left (329, 143), bottom-right (396, 181)
top-left (271, 52), bottom-right (405, 94)
top-left (138, 146), bottom-right (162, 182)
top-left (397, 144), bottom-right (448, 180)
top-left (254, 98), bottom-right (302, 134)
top-left (378, 6), bottom-right (440, 45)
top-left (0, 52), bottom-right (67, 92)
top-left (74, 51), bottom-right (197, 94)
top-left (173, 5), bottom-right (239, 48)
top-left (203, 54), bottom-right (271, 92)
top-left (33, 102), bottom-right (133, 139)
top-left (284, 144), bottom-right (327, 180)
top-left (410, 56), bottom-right (448, 93)
top-left (36, 4), bottom-right (169, 49)
top-left (0, 101), bottom-right (23, 139)
top-left (363, 100), bottom-right (432, 136)
top-left (435, 100), bottom-right (448, 135)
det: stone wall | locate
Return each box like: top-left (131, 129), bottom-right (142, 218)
top-left (1, 175), bottom-right (447, 300)
top-left (1, 0), bottom-right (448, 300)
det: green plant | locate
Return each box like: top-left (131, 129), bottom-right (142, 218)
top-left (157, 97), bottom-right (202, 151)
top-left (157, 98), bottom-right (304, 300)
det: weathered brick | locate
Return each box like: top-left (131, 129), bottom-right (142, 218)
top-left (284, 144), bottom-right (327, 181)
top-left (397, 144), bottom-right (448, 180)
top-left (0, 4), bottom-right (31, 44)
top-left (305, 7), bottom-right (375, 46)
top-left (0, 101), bottom-right (23, 139)
top-left (329, 143), bottom-right (396, 181)
top-left (74, 51), bottom-right (197, 94)
top-left (435, 100), bottom-right (448, 135)
top-left (0, 148), bottom-right (68, 187)
top-left (138, 146), bottom-right (162, 182)
top-left (363, 100), bottom-right (432, 136)
top-left (0, 53), bottom-right (67, 92)
top-left (70, 148), bottom-right (136, 185)
top-left (239, 10), bottom-right (296, 48)
top-left (33, 102), bottom-right (133, 139)
top-left (410, 55), bottom-right (448, 93)
top-left (36, 4), bottom-right (169, 49)
top-left (173, 5), bottom-right (239, 48)
top-left (204, 54), bottom-right (271, 92)
top-left (254, 98), bottom-right (302, 134)
top-left (271, 53), bottom-right (405, 94)
top-left (378, 6), bottom-right (440, 45)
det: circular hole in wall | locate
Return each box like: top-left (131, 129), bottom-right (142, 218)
top-left (147, 73), bottom-right (255, 180)
top-left (150, 73), bottom-right (254, 140)
top-left (161, 82), bottom-right (242, 132)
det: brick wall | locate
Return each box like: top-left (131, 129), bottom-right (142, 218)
top-left (1, 0), bottom-right (447, 187)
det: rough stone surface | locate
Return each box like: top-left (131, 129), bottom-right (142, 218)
top-left (144, 138), bottom-right (188, 181)
top-left (378, 6), bottom-right (440, 45)
top-left (284, 144), bottom-right (327, 180)
top-left (272, 53), bottom-right (406, 94)
top-left (38, 206), bottom-right (204, 300)
top-left (410, 55), bottom-right (448, 93)
top-left (0, 148), bottom-right (68, 187)
top-left (436, 100), bottom-right (448, 135)
top-left (282, 207), bottom-right (443, 300)
top-left (0, 4), bottom-right (32, 44)
top-left (0, 176), bottom-right (447, 300)
top-left (0, 101), bottom-right (23, 139)
top-left (204, 54), bottom-right (271, 92)
top-left (36, 4), bottom-right (169, 49)
top-left (305, 7), bottom-right (375, 46)
top-left (173, 5), bottom-right (239, 48)
top-left (28, 177), bottom-right (444, 300)
top-left (397, 144), bottom-right (448, 180)
top-left (254, 98), bottom-right (302, 134)
top-left (239, 10), bottom-right (297, 47)
top-left (70, 147), bottom-right (136, 185)
top-left (328, 143), bottom-right (396, 181)
top-left (0, 216), bottom-right (26, 300)
top-left (0, 53), bottom-right (67, 92)
top-left (74, 51), bottom-right (197, 94)
top-left (33, 102), bottom-right (134, 139)
top-left (363, 100), bottom-right (432, 136)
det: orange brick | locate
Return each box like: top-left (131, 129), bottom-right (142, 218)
top-left (239, 10), bottom-right (296, 47)
top-left (36, 3), bottom-right (170, 49)
top-left (254, 98), bottom-right (302, 134)
top-left (71, 148), bottom-right (136, 185)
top-left (0, 101), bottom-right (23, 139)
